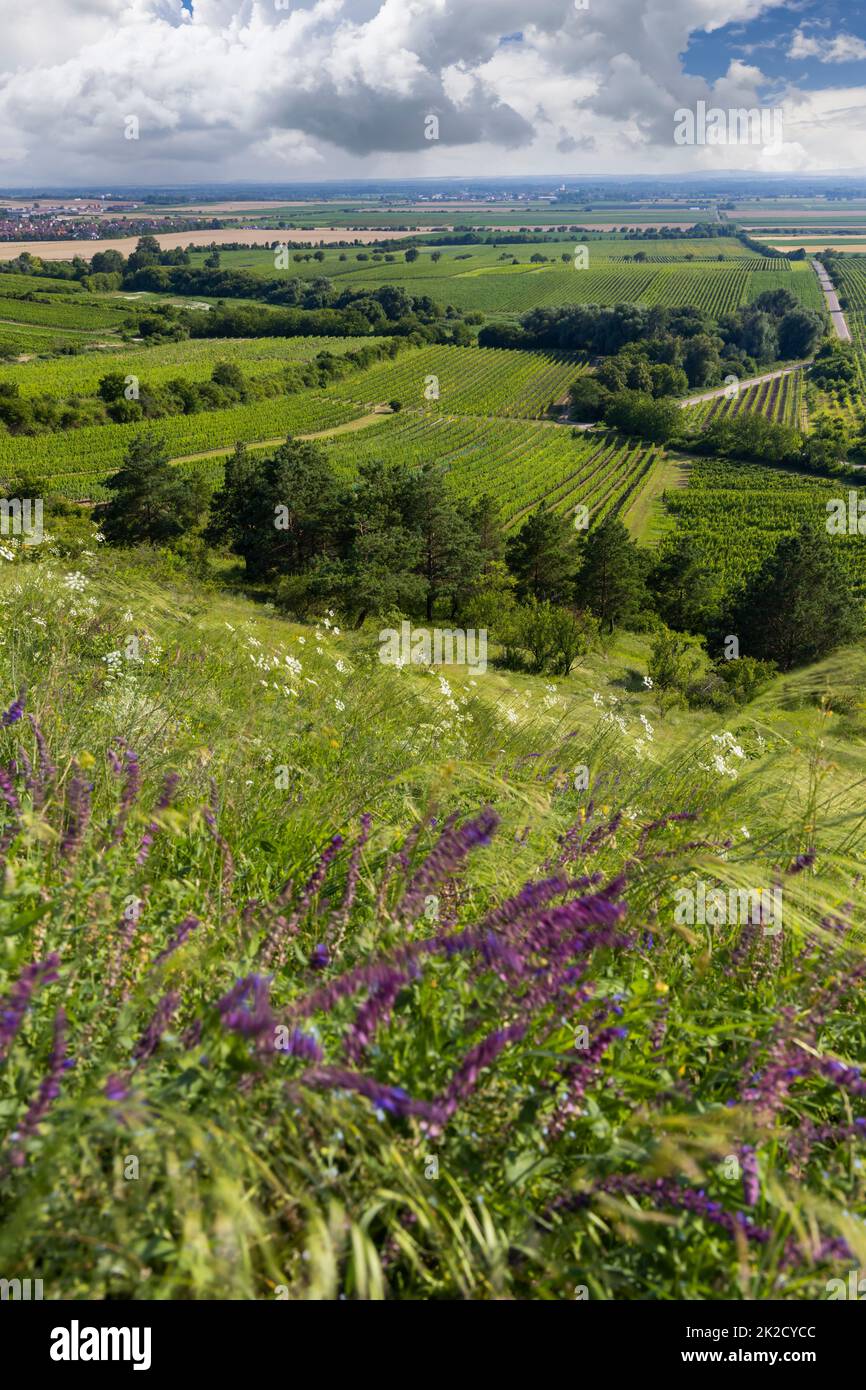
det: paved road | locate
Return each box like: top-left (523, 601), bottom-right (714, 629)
top-left (679, 361), bottom-right (811, 407)
top-left (565, 361), bottom-right (811, 428)
top-left (812, 259), bottom-right (852, 341)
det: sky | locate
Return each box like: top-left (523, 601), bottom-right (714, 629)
top-left (1, 0), bottom-right (866, 185)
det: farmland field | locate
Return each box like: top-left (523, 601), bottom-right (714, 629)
top-left (324, 343), bottom-right (586, 418)
top-left (833, 256), bottom-right (866, 311)
top-left (682, 370), bottom-right (804, 432)
top-left (663, 456), bottom-right (866, 595)
top-left (172, 243), bottom-right (821, 318)
top-left (3, 184), bottom-right (866, 1319)
top-left (1, 335), bottom-right (377, 397)
top-left (0, 392), bottom-right (364, 495)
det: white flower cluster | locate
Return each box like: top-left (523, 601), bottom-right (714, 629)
top-left (699, 730), bottom-right (746, 779)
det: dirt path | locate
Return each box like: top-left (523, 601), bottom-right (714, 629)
top-left (168, 406), bottom-right (393, 465)
top-left (622, 453), bottom-right (691, 545)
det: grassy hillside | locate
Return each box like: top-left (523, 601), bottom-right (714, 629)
top-left (1, 540), bottom-right (865, 1299)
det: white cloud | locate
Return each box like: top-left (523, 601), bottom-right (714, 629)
top-left (0, 0), bottom-right (862, 180)
top-left (788, 25), bottom-right (866, 64)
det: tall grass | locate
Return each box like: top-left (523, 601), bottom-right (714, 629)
top-left (0, 550), bottom-right (864, 1299)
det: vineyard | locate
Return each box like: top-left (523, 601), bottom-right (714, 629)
top-left (2, 335), bottom-right (377, 398)
top-left (0, 392), bottom-right (363, 497)
top-left (392, 260), bottom-right (822, 317)
top-left (603, 254), bottom-right (782, 268)
top-left (0, 270), bottom-right (90, 294)
top-left (0, 321), bottom-right (100, 356)
top-left (318, 411), bottom-right (662, 531)
top-left (682, 369), bottom-right (804, 432)
top-left (834, 257), bottom-right (866, 311)
top-left (663, 456), bottom-right (866, 596)
top-left (744, 266), bottom-right (827, 311)
top-left (0, 284), bottom-right (131, 331)
top-left (326, 343), bottom-right (586, 418)
top-left (155, 409), bottom-right (664, 535)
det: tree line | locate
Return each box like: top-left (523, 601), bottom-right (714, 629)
top-left (95, 431), bottom-right (862, 681)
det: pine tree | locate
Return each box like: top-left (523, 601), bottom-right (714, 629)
top-left (573, 516), bottom-right (648, 633)
top-left (728, 524), bottom-right (863, 670)
top-left (97, 433), bottom-right (208, 546)
top-left (206, 437), bottom-right (344, 581)
top-left (647, 538), bottom-right (718, 633)
top-left (505, 505), bottom-right (577, 603)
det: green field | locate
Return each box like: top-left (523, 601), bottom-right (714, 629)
top-left (663, 455), bottom-right (866, 594)
top-left (0, 392), bottom-right (364, 495)
top-left (175, 242), bottom-right (819, 319)
top-left (1, 335), bottom-right (377, 397)
top-left (324, 343), bottom-right (586, 418)
top-left (682, 370), bottom-right (804, 433)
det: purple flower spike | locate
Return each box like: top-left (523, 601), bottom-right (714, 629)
top-left (0, 953), bottom-right (60, 1062)
top-left (105, 1073), bottom-right (131, 1102)
top-left (9, 1007), bottom-right (69, 1167)
top-left (0, 689), bottom-right (26, 728)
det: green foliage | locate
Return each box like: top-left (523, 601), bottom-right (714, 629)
top-left (728, 524), bottom-right (864, 670)
top-left (603, 390), bottom-right (681, 443)
top-left (505, 505), bottom-right (578, 604)
top-left (207, 437), bottom-right (344, 582)
top-left (500, 599), bottom-right (598, 675)
top-left (574, 514), bottom-right (649, 632)
top-left (96, 433), bottom-right (210, 546)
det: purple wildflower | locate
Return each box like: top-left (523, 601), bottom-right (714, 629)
top-left (136, 771), bottom-right (180, 866)
top-left (0, 689), bottom-right (25, 728)
top-left (108, 741), bottom-right (141, 848)
top-left (59, 767), bottom-right (92, 862)
top-left (398, 808), bottom-right (499, 922)
top-left (218, 974), bottom-right (275, 1045)
top-left (344, 970), bottom-right (408, 1066)
top-left (151, 914), bottom-right (199, 970)
top-left (260, 832), bottom-right (344, 970)
top-left (740, 1145), bottom-right (760, 1207)
top-left (278, 1027), bottom-right (323, 1062)
top-left (0, 764), bottom-right (22, 865)
top-left (105, 1073), bottom-right (131, 1102)
top-left (132, 991), bottom-right (180, 1061)
top-left (0, 953), bottom-right (60, 1061)
top-left (301, 1065), bottom-right (415, 1116)
top-left (332, 812), bottom-right (371, 933)
top-left (9, 1007), bottom-right (71, 1167)
top-left (203, 780), bottom-right (235, 893)
top-left (27, 716), bottom-right (56, 809)
top-left (788, 848), bottom-right (816, 875)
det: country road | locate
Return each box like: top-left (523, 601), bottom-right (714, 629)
top-left (812, 259), bottom-right (851, 341)
top-left (679, 361), bottom-right (811, 407)
top-left (565, 360), bottom-right (811, 429)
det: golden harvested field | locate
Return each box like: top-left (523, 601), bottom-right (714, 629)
top-left (0, 226), bottom-right (439, 260)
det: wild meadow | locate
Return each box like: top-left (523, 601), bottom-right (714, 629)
top-left (1, 538), bottom-right (864, 1300)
